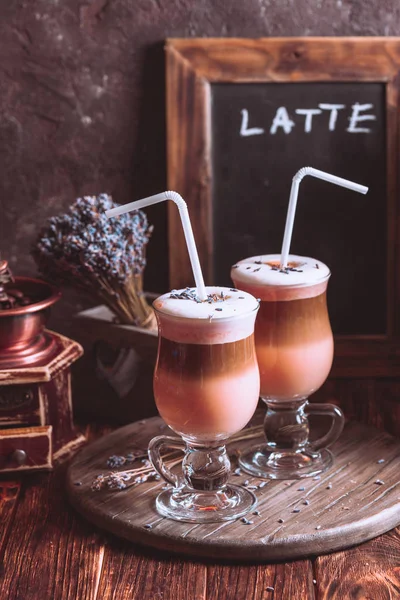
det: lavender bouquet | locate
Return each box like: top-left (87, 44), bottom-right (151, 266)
top-left (32, 194), bottom-right (156, 329)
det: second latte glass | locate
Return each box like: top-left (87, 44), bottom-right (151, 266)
top-left (232, 254), bottom-right (344, 479)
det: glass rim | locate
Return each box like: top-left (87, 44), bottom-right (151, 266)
top-left (267, 270), bottom-right (331, 289)
top-left (233, 270), bottom-right (331, 290)
top-left (152, 300), bottom-right (260, 322)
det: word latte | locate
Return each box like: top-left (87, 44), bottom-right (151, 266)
top-left (240, 103), bottom-right (376, 136)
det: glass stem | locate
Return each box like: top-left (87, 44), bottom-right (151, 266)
top-left (263, 399), bottom-right (310, 454)
top-left (182, 442), bottom-right (231, 492)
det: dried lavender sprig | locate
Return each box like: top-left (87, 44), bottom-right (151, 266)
top-left (91, 425), bottom-right (265, 492)
top-left (34, 194), bottom-right (153, 283)
top-left (91, 457), bottom-right (182, 491)
top-left (32, 194), bottom-right (156, 328)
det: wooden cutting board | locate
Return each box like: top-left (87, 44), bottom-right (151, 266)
top-left (67, 412), bottom-right (400, 561)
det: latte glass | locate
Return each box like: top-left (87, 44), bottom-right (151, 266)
top-left (231, 255), bottom-right (344, 479)
top-left (148, 287), bottom-right (260, 522)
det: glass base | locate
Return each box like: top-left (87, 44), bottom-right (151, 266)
top-left (155, 484), bottom-right (257, 523)
top-left (239, 444), bottom-right (333, 480)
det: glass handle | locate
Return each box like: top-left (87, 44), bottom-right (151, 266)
top-left (148, 435), bottom-right (185, 488)
top-left (305, 402), bottom-right (345, 452)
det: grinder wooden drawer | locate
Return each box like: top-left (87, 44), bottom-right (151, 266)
top-left (0, 426), bottom-right (52, 472)
top-left (0, 385), bottom-right (41, 427)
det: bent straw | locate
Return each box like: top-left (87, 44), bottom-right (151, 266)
top-left (280, 167), bottom-right (368, 269)
top-left (106, 191), bottom-right (207, 301)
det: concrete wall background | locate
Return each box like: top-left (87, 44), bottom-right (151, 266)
top-left (0, 0), bottom-right (399, 334)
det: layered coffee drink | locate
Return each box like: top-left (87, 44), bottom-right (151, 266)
top-left (153, 287), bottom-right (260, 441)
top-left (231, 254), bottom-right (333, 400)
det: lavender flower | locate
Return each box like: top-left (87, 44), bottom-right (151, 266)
top-left (33, 194), bottom-right (152, 285)
top-left (32, 194), bottom-right (155, 327)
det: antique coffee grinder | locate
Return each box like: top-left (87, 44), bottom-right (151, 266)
top-left (0, 259), bottom-right (85, 472)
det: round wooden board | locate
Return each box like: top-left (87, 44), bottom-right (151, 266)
top-left (67, 412), bottom-right (400, 562)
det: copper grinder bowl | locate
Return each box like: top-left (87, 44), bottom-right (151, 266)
top-left (0, 277), bottom-right (61, 358)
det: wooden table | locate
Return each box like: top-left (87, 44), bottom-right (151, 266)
top-left (1, 424), bottom-right (400, 600)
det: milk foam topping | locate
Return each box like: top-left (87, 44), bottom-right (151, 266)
top-left (231, 255), bottom-right (330, 301)
top-left (154, 286), bottom-right (259, 319)
top-left (153, 286), bottom-right (259, 344)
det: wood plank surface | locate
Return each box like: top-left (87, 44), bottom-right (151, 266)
top-left (96, 540), bottom-right (207, 600)
top-left (95, 538), bottom-right (315, 600)
top-left (315, 527), bottom-right (400, 599)
top-left (1, 419), bottom-right (400, 598)
top-left (0, 422), bottom-right (104, 599)
top-left (0, 466), bottom-right (105, 600)
top-left (0, 479), bottom-right (20, 561)
top-left (206, 561), bottom-right (315, 600)
top-left (67, 413), bottom-right (400, 562)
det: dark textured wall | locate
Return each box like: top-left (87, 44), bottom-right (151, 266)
top-left (1, 0), bottom-right (399, 334)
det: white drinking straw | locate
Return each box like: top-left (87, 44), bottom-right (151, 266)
top-left (105, 191), bottom-right (208, 301)
top-left (280, 167), bottom-right (368, 269)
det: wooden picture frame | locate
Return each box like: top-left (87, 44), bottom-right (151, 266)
top-left (166, 37), bottom-right (400, 377)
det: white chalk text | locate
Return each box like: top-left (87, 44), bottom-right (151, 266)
top-left (239, 103), bottom-right (376, 136)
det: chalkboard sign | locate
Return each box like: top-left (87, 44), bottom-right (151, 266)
top-left (166, 38), bottom-right (400, 376)
top-left (212, 82), bottom-right (386, 336)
